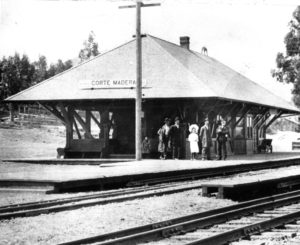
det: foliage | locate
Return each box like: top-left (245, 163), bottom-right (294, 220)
top-left (0, 53), bottom-right (35, 100)
top-left (47, 59), bottom-right (73, 78)
top-left (32, 55), bottom-right (48, 85)
top-left (0, 54), bottom-right (73, 108)
top-left (272, 6), bottom-right (300, 106)
top-left (78, 31), bottom-right (100, 62)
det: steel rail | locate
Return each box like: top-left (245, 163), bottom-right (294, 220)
top-left (0, 183), bottom-right (207, 220)
top-left (186, 208), bottom-right (300, 245)
top-left (58, 190), bottom-right (300, 245)
top-left (3, 159), bottom-right (300, 220)
top-left (5, 160), bottom-right (297, 219)
top-left (0, 183), bottom-right (179, 213)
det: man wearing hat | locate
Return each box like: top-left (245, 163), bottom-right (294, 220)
top-left (169, 116), bottom-right (181, 159)
top-left (216, 119), bottom-right (230, 160)
top-left (161, 117), bottom-right (171, 159)
top-left (199, 118), bottom-right (212, 160)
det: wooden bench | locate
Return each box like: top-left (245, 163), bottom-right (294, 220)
top-left (292, 141), bottom-right (300, 150)
top-left (202, 174), bottom-right (300, 201)
top-left (257, 139), bottom-right (272, 153)
top-left (57, 139), bottom-right (107, 159)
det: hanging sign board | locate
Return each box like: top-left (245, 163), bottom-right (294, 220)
top-left (79, 79), bottom-right (147, 89)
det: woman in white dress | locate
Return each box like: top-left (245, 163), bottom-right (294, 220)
top-left (188, 124), bottom-right (199, 160)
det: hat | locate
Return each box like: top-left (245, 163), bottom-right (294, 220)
top-left (164, 117), bottom-right (170, 123)
top-left (174, 116), bottom-right (180, 122)
top-left (189, 124), bottom-right (199, 133)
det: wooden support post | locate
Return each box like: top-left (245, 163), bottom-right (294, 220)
top-left (73, 110), bottom-right (94, 139)
top-left (233, 106), bottom-right (251, 128)
top-left (73, 118), bottom-right (82, 139)
top-left (89, 111), bottom-right (101, 129)
top-left (9, 103), bottom-right (14, 122)
top-left (265, 111), bottom-right (283, 130)
top-left (253, 109), bottom-right (269, 128)
top-left (68, 107), bottom-right (74, 141)
top-left (58, 104), bottom-right (73, 148)
top-left (257, 112), bottom-right (271, 130)
top-left (227, 104), bottom-right (243, 126)
top-left (41, 103), bottom-right (66, 125)
top-left (86, 110), bottom-right (91, 134)
top-left (211, 121), bottom-right (216, 138)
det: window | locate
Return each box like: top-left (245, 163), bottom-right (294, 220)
top-left (235, 116), bottom-right (245, 139)
top-left (246, 116), bottom-right (253, 139)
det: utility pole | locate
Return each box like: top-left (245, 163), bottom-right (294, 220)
top-left (119, 1), bottom-right (160, 161)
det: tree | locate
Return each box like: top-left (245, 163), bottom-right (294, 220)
top-left (32, 55), bottom-right (48, 85)
top-left (0, 53), bottom-right (35, 120)
top-left (47, 59), bottom-right (73, 78)
top-left (272, 6), bottom-right (300, 106)
top-left (78, 31), bottom-right (100, 62)
top-left (0, 53), bottom-right (35, 99)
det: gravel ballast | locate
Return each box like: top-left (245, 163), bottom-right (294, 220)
top-left (0, 189), bottom-right (235, 244)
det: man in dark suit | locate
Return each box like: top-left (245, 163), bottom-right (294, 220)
top-left (169, 117), bottom-right (181, 159)
top-left (216, 119), bottom-right (230, 160)
top-left (199, 118), bottom-right (212, 160)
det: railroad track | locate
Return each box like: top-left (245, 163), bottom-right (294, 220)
top-left (0, 181), bottom-right (206, 220)
top-left (59, 190), bottom-right (300, 245)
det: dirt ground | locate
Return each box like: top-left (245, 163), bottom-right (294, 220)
top-left (0, 124), bottom-right (65, 160)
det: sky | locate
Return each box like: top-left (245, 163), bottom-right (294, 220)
top-left (0, 0), bottom-right (299, 102)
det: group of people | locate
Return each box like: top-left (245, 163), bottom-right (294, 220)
top-left (156, 117), bottom-right (230, 160)
top-left (157, 117), bottom-right (181, 160)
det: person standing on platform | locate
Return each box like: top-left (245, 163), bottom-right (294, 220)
top-left (142, 136), bottom-right (151, 159)
top-left (170, 117), bottom-right (181, 160)
top-left (188, 124), bottom-right (199, 160)
top-left (157, 128), bottom-right (165, 159)
top-left (199, 118), bottom-right (212, 160)
top-left (160, 117), bottom-right (171, 159)
top-left (216, 119), bottom-right (230, 160)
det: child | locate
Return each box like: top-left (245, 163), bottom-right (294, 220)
top-left (142, 136), bottom-right (151, 159)
top-left (188, 124), bottom-right (199, 160)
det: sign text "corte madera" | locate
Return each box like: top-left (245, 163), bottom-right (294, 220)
top-left (79, 79), bottom-right (147, 89)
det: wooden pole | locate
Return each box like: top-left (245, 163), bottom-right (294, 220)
top-left (136, 1), bottom-right (142, 160)
top-left (119, 1), bottom-right (160, 161)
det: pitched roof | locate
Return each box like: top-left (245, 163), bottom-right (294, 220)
top-left (5, 34), bottom-right (299, 112)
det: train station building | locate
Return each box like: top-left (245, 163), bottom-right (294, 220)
top-left (5, 35), bottom-right (300, 159)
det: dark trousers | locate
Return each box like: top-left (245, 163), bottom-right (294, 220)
top-left (163, 140), bottom-right (169, 159)
top-left (172, 145), bottom-right (181, 159)
top-left (201, 147), bottom-right (211, 160)
top-left (217, 141), bottom-right (227, 160)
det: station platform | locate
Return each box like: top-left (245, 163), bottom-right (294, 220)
top-left (1, 153), bottom-right (300, 193)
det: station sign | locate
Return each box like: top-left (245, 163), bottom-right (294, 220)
top-left (79, 79), bottom-right (147, 89)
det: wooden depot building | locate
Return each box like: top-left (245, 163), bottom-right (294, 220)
top-left (5, 35), bottom-right (300, 158)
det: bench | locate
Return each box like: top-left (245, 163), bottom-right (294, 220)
top-left (257, 139), bottom-right (272, 153)
top-left (57, 139), bottom-right (107, 159)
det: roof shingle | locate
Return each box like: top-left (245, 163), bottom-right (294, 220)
top-left (5, 35), bottom-right (299, 112)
